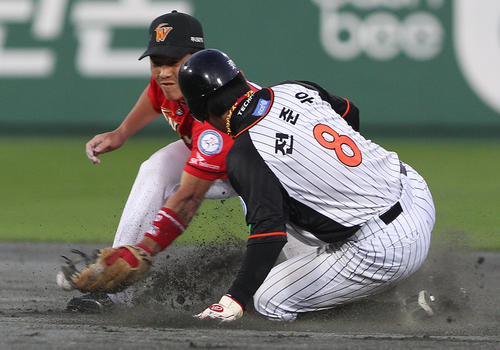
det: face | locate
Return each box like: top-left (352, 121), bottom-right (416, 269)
top-left (150, 54), bottom-right (191, 101)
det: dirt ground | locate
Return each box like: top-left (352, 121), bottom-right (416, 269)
top-left (1, 241), bottom-right (499, 350)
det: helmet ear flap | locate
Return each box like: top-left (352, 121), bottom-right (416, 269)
top-left (178, 49), bottom-right (239, 122)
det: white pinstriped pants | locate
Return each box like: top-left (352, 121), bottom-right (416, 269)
top-left (253, 164), bottom-right (435, 321)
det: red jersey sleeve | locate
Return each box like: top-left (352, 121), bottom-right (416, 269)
top-left (183, 80), bottom-right (261, 180)
top-left (183, 121), bottom-right (233, 181)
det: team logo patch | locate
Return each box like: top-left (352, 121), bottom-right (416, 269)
top-left (198, 130), bottom-right (223, 156)
top-left (155, 23), bottom-right (172, 42)
top-left (252, 99), bottom-right (271, 116)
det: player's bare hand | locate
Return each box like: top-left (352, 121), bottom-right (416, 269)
top-left (85, 130), bottom-right (127, 164)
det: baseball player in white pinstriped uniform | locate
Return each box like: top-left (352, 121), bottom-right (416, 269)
top-left (178, 49), bottom-right (436, 322)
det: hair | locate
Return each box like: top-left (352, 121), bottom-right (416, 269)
top-left (204, 72), bottom-right (250, 118)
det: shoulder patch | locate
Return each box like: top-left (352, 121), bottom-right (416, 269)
top-left (252, 99), bottom-right (271, 117)
top-left (198, 130), bottom-right (223, 156)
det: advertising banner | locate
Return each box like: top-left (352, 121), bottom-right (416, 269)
top-left (0, 0), bottom-right (498, 137)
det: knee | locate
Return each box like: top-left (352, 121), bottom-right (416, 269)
top-left (138, 144), bottom-right (186, 180)
top-left (136, 157), bottom-right (164, 180)
top-left (253, 290), bottom-right (298, 322)
top-left (138, 147), bottom-right (182, 178)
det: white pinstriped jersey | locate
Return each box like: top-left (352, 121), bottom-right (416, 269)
top-left (229, 81), bottom-right (403, 239)
top-left (246, 82), bottom-right (402, 227)
top-left (225, 80), bottom-right (435, 318)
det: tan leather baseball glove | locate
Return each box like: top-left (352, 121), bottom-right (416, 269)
top-left (58, 246), bottom-right (153, 294)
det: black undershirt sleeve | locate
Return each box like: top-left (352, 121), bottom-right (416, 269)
top-left (227, 240), bottom-right (286, 309)
top-left (224, 125), bottom-right (289, 309)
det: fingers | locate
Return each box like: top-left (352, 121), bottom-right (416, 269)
top-left (86, 150), bottom-right (101, 164)
top-left (194, 311), bottom-right (236, 322)
top-left (86, 137), bottom-right (103, 164)
top-left (85, 133), bottom-right (115, 164)
top-left (193, 300), bottom-right (240, 322)
top-left (85, 131), bottom-right (126, 164)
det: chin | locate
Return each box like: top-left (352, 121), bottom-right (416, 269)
top-left (163, 90), bottom-right (182, 101)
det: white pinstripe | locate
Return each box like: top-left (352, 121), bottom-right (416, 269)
top-left (253, 164), bottom-right (435, 321)
top-left (249, 84), bottom-right (403, 227)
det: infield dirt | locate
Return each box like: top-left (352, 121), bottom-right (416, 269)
top-left (1, 241), bottom-right (499, 349)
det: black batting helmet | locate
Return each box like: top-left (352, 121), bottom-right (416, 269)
top-left (178, 49), bottom-right (239, 122)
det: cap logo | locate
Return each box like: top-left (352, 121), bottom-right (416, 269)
top-left (155, 23), bottom-right (173, 42)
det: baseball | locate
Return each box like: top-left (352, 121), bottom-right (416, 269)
top-left (56, 270), bottom-right (74, 291)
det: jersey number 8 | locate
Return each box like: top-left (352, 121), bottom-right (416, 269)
top-left (313, 124), bottom-right (362, 167)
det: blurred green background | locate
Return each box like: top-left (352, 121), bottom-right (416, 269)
top-left (1, 136), bottom-right (498, 250)
top-left (1, 0), bottom-right (500, 137)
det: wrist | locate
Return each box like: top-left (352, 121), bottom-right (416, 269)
top-left (136, 242), bottom-right (154, 255)
top-left (113, 126), bottom-right (133, 143)
top-left (219, 294), bottom-right (244, 317)
top-left (144, 207), bottom-right (186, 252)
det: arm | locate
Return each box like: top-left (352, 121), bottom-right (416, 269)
top-left (69, 166), bottom-right (214, 293)
top-left (196, 133), bottom-right (288, 321)
top-left (85, 86), bottom-right (160, 164)
top-left (195, 242), bottom-right (286, 322)
top-left (138, 171), bottom-right (214, 255)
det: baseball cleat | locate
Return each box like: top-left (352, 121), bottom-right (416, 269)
top-left (401, 290), bottom-right (436, 317)
top-left (417, 290), bottom-right (436, 316)
top-left (66, 292), bottom-right (115, 313)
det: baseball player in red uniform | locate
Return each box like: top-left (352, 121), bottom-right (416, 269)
top-left (176, 49), bottom-right (436, 321)
top-left (68, 12), bottom-right (259, 312)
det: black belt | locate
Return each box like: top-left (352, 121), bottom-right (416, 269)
top-left (379, 163), bottom-right (406, 225)
top-left (379, 202), bottom-right (402, 225)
